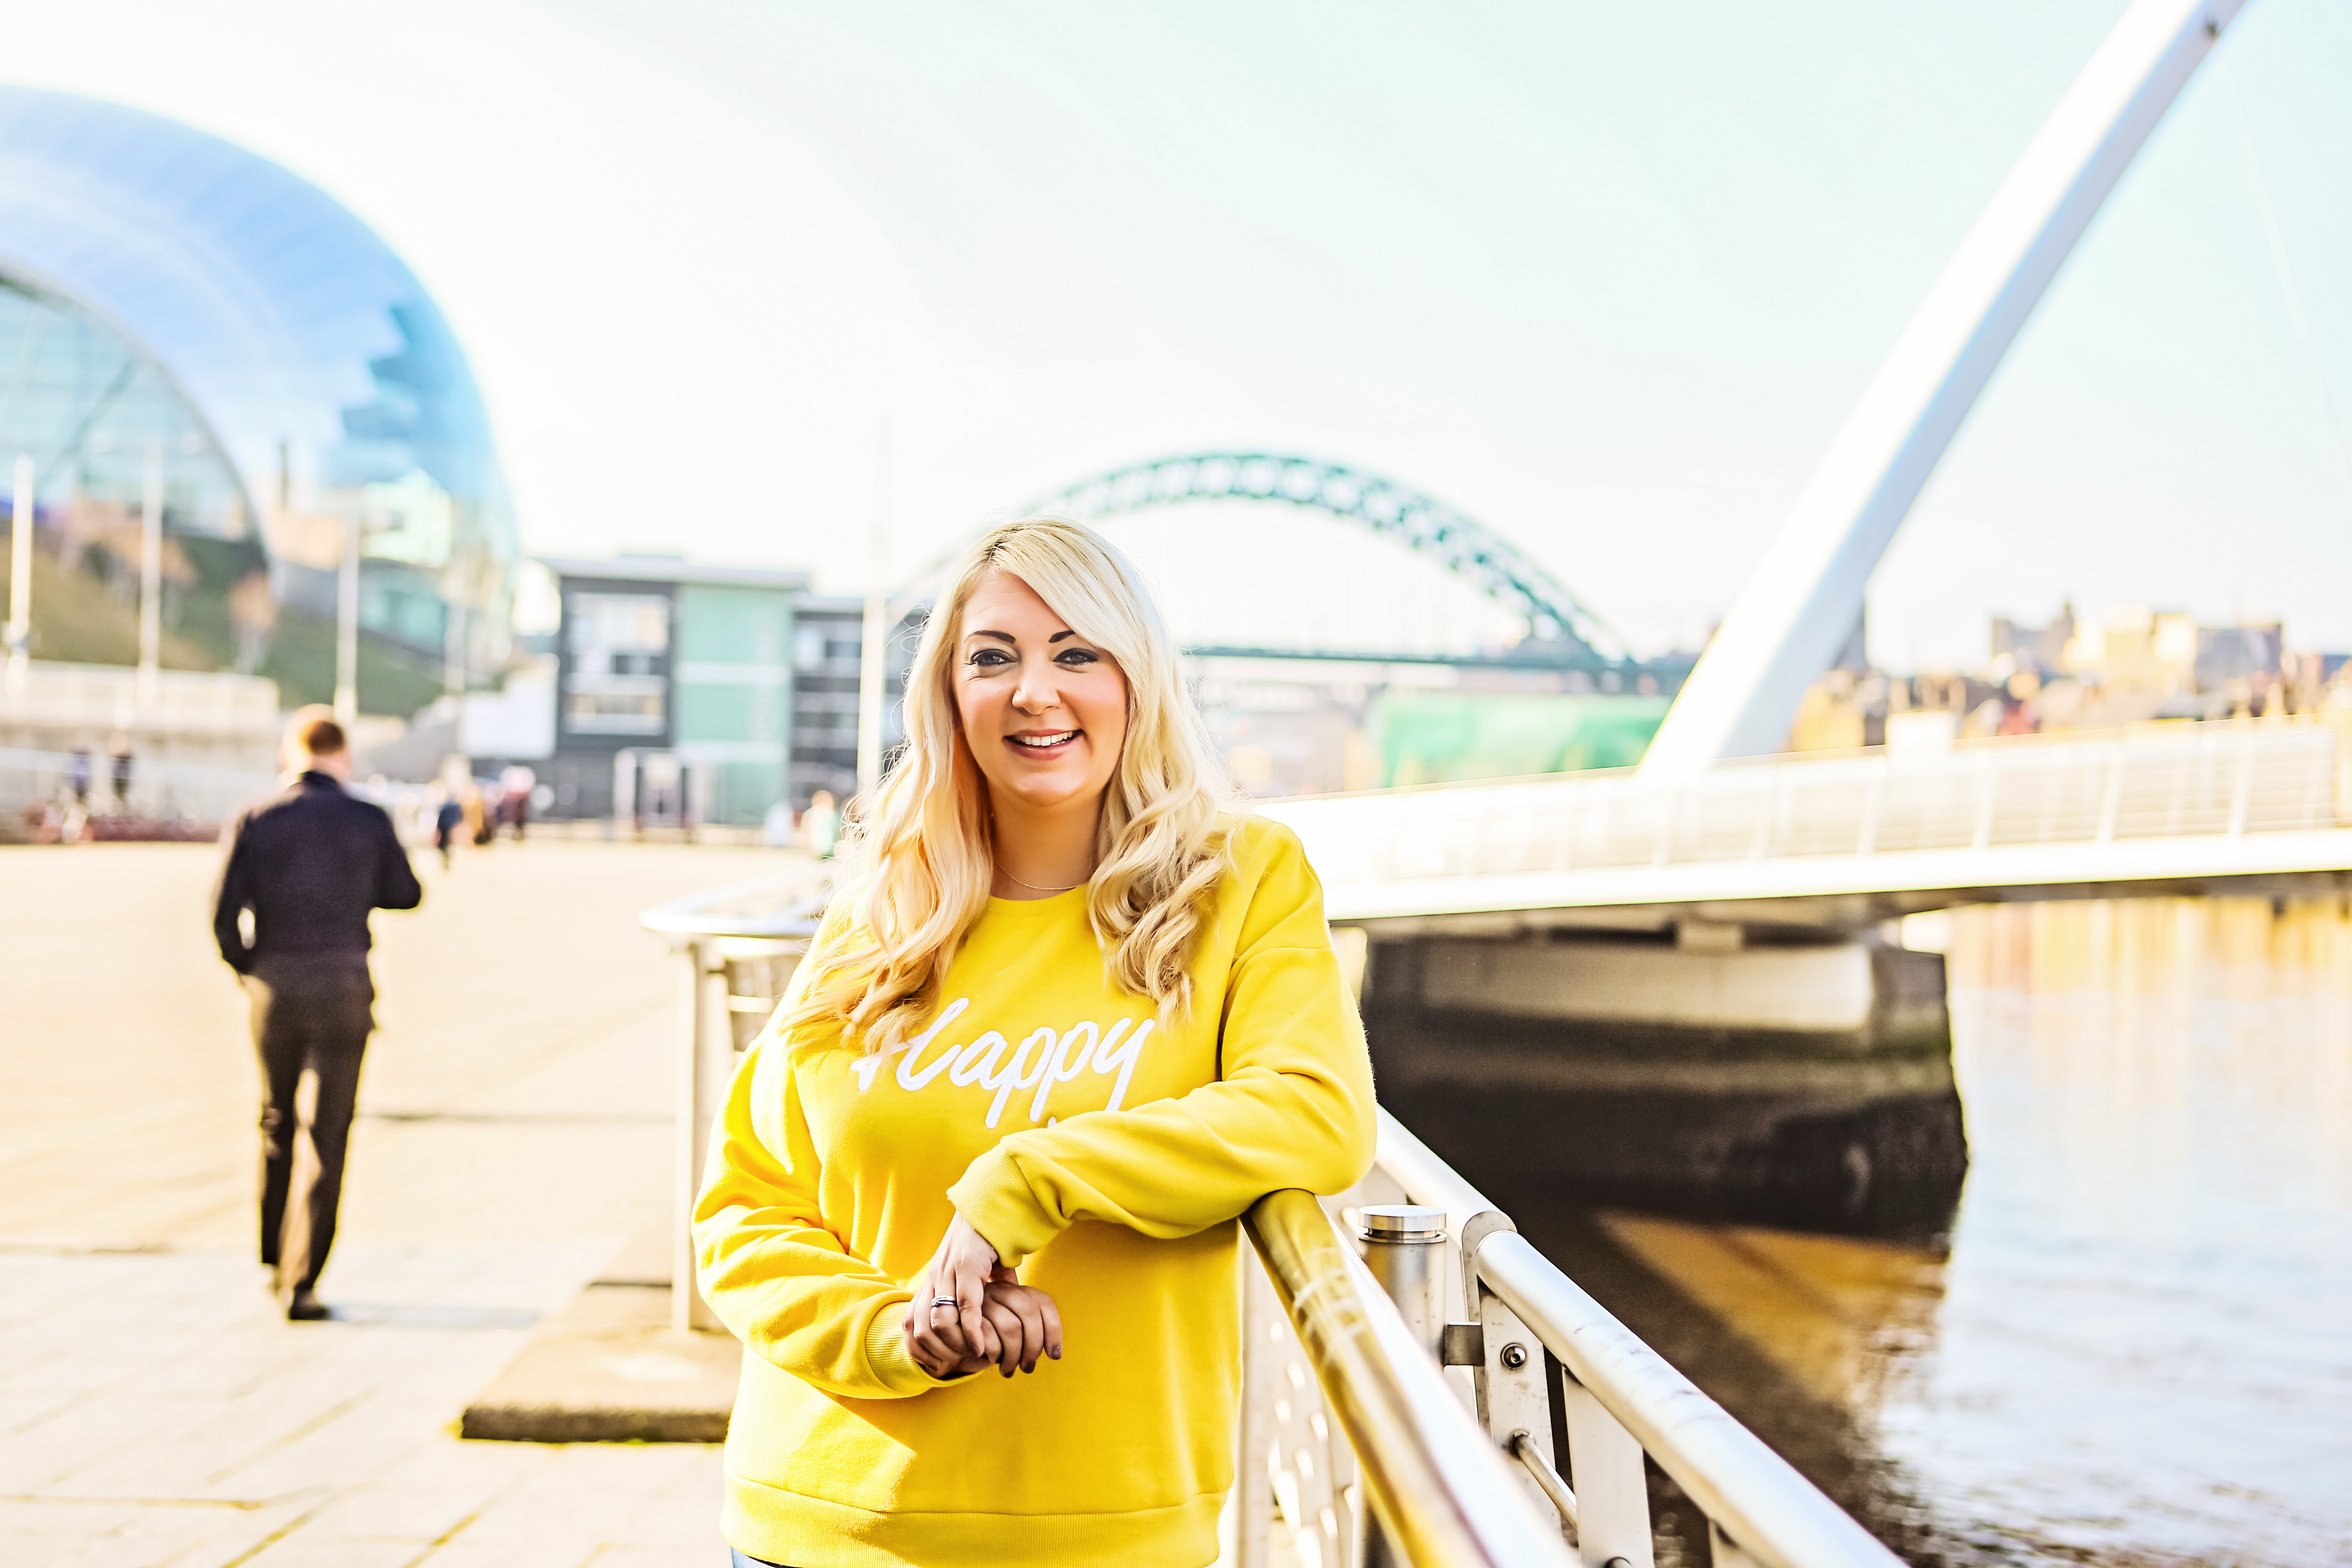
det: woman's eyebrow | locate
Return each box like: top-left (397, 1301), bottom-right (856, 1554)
top-left (965, 629), bottom-right (1015, 645)
top-left (1048, 630), bottom-right (1080, 643)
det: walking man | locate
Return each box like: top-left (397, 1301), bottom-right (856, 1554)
top-left (213, 707), bottom-right (423, 1320)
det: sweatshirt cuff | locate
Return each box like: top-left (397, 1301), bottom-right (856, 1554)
top-left (863, 1305), bottom-right (964, 1397)
top-left (948, 1144), bottom-right (1066, 1265)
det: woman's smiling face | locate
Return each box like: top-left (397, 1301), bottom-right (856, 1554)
top-left (954, 569), bottom-right (1129, 817)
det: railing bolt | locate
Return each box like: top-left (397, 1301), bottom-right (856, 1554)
top-left (1501, 1341), bottom-right (1529, 1370)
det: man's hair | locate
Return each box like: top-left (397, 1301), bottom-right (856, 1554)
top-left (284, 706), bottom-right (349, 759)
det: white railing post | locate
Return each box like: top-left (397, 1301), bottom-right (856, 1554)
top-left (1971, 749), bottom-right (1999, 853)
top-left (2097, 745), bottom-right (2125, 843)
top-left (1358, 1206), bottom-right (1450, 1568)
top-left (1746, 774), bottom-right (1776, 861)
top-left (1856, 756), bottom-right (1887, 857)
top-left (673, 936), bottom-right (723, 1332)
top-left (1475, 1273), bottom-right (1565, 1529)
top-left (2301, 730), bottom-right (2331, 830)
top-left (1235, 1219), bottom-right (1364, 1568)
top-left (1234, 1261), bottom-right (1282, 1568)
top-left (2228, 732), bottom-right (2256, 837)
top-left (1561, 1378), bottom-right (1655, 1568)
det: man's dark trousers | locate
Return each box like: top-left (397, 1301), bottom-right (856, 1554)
top-left (214, 769), bottom-right (422, 1298)
top-left (248, 957), bottom-right (374, 1292)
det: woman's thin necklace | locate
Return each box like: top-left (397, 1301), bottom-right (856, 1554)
top-left (997, 862), bottom-right (1089, 894)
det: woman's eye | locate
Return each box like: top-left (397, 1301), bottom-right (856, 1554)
top-left (967, 649), bottom-right (1012, 668)
top-left (1055, 648), bottom-right (1098, 666)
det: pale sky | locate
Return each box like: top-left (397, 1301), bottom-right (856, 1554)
top-left (4, 0), bottom-right (2348, 667)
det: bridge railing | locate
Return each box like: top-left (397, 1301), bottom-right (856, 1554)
top-left (643, 876), bottom-right (1903, 1567)
top-left (1268, 715), bottom-right (2348, 891)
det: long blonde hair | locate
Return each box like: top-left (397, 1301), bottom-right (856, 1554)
top-left (781, 516), bottom-right (1229, 1050)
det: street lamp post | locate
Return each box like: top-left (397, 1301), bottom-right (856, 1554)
top-left (335, 513), bottom-right (361, 725)
top-left (137, 443), bottom-right (162, 702)
top-left (855, 416), bottom-right (891, 803)
top-left (5, 455), bottom-right (31, 689)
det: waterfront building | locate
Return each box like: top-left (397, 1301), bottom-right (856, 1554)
top-left (1989, 603), bottom-right (2077, 677)
top-left (1789, 602), bottom-right (2350, 752)
top-left (537, 556), bottom-right (806, 828)
top-left (0, 87), bottom-right (516, 718)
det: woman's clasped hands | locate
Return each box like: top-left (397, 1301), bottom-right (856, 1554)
top-left (903, 1211), bottom-right (1064, 1380)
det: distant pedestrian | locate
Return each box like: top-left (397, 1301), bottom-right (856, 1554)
top-left (433, 792), bottom-right (463, 868)
top-left (499, 765), bottom-right (535, 841)
top-left (801, 788), bottom-right (839, 859)
top-left (463, 779), bottom-right (492, 845)
top-left (67, 747), bottom-right (90, 807)
top-left (212, 707), bottom-right (423, 1321)
top-left (107, 732), bottom-right (133, 812)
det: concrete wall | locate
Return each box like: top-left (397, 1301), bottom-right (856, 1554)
top-left (0, 660), bottom-right (283, 830)
top-left (0, 660), bottom-right (279, 769)
top-left (1419, 937), bottom-right (1877, 1032)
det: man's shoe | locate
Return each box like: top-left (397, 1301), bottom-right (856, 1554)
top-left (286, 1288), bottom-right (331, 1322)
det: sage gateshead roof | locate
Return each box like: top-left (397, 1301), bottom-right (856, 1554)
top-left (0, 85), bottom-right (515, 710)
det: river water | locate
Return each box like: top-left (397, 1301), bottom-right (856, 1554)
top-left (1551, 898), bottom-right (2352, 1568)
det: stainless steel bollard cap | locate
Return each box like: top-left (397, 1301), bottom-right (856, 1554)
top-left (1359, 1204), bottom-right (1447, 1243)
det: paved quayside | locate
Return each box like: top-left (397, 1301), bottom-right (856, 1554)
top-left (0, 840), bottom-right (795, 1568)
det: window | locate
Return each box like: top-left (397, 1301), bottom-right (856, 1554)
top-left (568, 685), bottom-right (666, 734)
top-left (566, 590), bottom-right (671, 735)
top-left (569, 593), bottom-right (669, 655)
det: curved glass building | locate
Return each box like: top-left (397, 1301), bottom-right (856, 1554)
top-left (0, 85), bottom-right (514, 713)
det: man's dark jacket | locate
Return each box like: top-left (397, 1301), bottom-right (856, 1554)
top-left (213, 773), bottom-right (423, 974)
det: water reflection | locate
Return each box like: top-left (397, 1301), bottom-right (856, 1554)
top-left (1542, 899), bottom-right (2352, 1568)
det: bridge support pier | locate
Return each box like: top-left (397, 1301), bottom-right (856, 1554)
top-left (1361, 925), bottom-right (1966, 1239)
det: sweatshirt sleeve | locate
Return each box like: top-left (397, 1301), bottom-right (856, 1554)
top-left (947, 821), bottom-right (1377, 1264)
top-left (693, 924), bottom-right (961, 1401)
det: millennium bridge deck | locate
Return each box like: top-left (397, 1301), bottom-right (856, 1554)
top-left (1260, 715), bottom-right (2352, 934)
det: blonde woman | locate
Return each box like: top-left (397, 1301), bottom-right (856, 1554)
top-left (695, 516), bottom-right (1375, 1568)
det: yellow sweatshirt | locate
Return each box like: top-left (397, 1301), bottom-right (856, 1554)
top-left (694, 816), bottom-right (1375, 1568)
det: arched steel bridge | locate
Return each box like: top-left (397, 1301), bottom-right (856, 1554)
top-left (1036, 452), bottom-right (1632, 667)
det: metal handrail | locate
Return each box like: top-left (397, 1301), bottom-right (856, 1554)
top-left (1372, 1111), bottom-right (1905, 1568)
top-left (642, 870), bottom-right (830, 1331)
top-left (1244, 1189), bottom-right (1573, 1568)
top-left (639, 870), bottom-right (828, 940)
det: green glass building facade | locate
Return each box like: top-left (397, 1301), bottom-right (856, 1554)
top-left (540, 557), bottom-right (807, 828)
